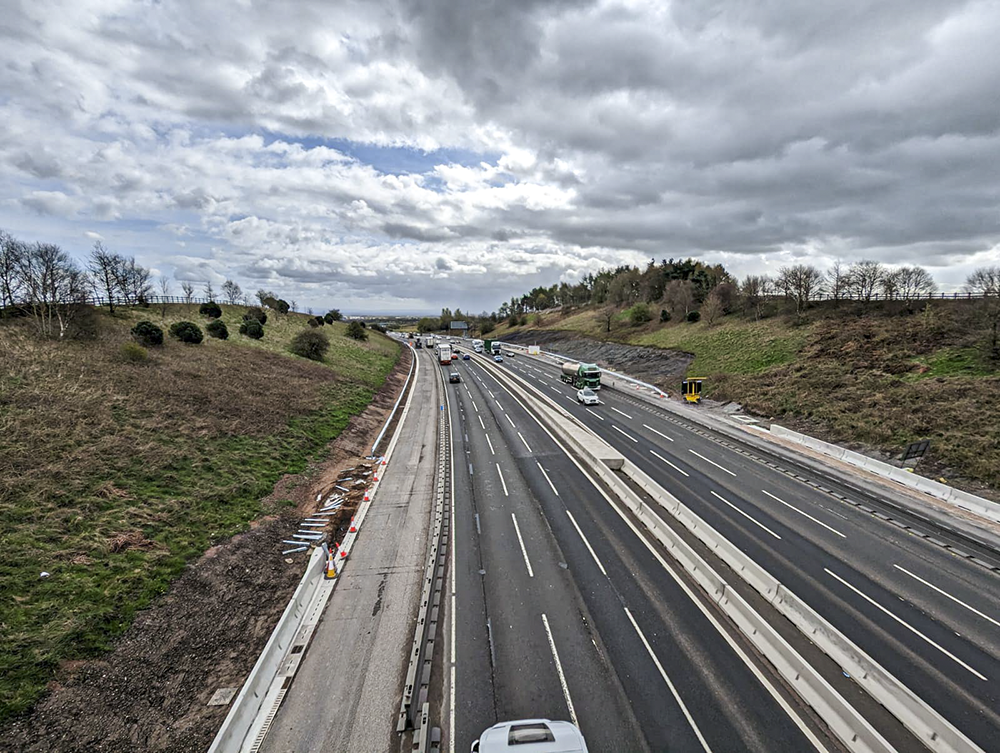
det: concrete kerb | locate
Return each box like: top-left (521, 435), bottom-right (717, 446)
top-left (208, 346), bottom-right (422, 753)
top-left (475, 353), bottom-right (984, 753)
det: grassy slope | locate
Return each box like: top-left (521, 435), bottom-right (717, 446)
top-left (0, 305), bottom-right (398, 720)
top-left (492, 303), bottom-right (1000, 489)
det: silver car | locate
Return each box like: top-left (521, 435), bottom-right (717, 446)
top-left (471, 719), bottom-right (588, 752)
top-left (576, 388), bottom-right (599, 405)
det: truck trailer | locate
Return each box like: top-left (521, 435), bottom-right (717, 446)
top-left (560, 361), bottom-right (601, 390)
top-left (439, 344), bottom-right (452, 364)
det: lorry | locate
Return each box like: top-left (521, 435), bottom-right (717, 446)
top-left (560, 361), bottom-right (601, 390)
top-left (471, 338), bottom-right (484, 353)
top-left (491, 341), bottom-right (502, 355)
top-left (439, 344), bottom-right (452, 364)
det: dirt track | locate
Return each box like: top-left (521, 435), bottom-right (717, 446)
top-left (3, 347), bottom-right (412, 753)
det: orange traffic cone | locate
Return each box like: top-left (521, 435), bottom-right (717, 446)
top-left (324, 548), bottom-right (337, 579)
top-left (349, 517), bottom-right (357, 533)
top-left (363, 489), bottom-right (370, 501)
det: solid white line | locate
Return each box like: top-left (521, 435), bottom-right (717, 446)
top-left (536, 461), bottom-right (560, 496)
top-left (689, 449), bottom-right (736, 477)
top-left (893, 564), bottom-right (1000, 629)
top-left (612, 425), bottom-right (638, 443)
top-left (496, 463), bottom-right (509, 496)
top-left (624, 607), bottom-right (713, 753)
top-left (643, 423), bottom-right (674, 442)
top-left (825, 568), bottom-right (987, 681)
top-left (478, 415), bottom-right (485, 430)
top-left (484, 432), bottom-right (495, 455)
top-left (611, 406), bottom-right (633, 419)
top-left (566, 509), bottom-right (607, 576)
top-left (711, 490), bottom-right (781, 540)
top-left (541, 614), bottom-right (577, 726)
top-left (650, 450), bottom-right (690, 477)
top-left (512, 512), bottom-right (533, 577)
top-left (505, 412), bottom-right (516, 428)
top-left (518, 431), bottom-right (533, 452)
top-left (761, 489), bottom-right (846, 538)
top-left (585, 408), bottom-right (604, 421)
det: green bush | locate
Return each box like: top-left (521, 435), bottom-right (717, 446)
top-left (119, 342), bottom-right (149, 363)
top-left (131, 320), bottom-right (164, 347)
top-left (314, 316), bottom-right (325, 326)
top-left (206, 319), bottom-right (229, 339)
top-left (346, 320), bottom-right (368, 341)
top-left (628, 303), bottom-right (652, 325)
top-left (308, 318), bottom-right (319, 328)
top-left (659, 309), bottom-right (671, 323)
top-left (239, 319), bottom-right (264, 339)
top-left (289, 329), bottom-right (330, 361)
top-left (199, 302), bottom-right (222, 319)
top-left (687, 310), bottom-right (701, 323)
top-left (243, 307), bottom-right (267, 325)
top-left (325, 309), bottom-right (342, 323)
top-left (169, 321), bottom-right (204, 343)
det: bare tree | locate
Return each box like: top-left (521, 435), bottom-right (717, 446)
top-left (966, 266), bottom-right (1000, 359)
top-left (0, 230), bottom-right (26, 309)
top-left (241, 292), bottom-right (252, 307)
top-left (290, 300), bottom-right (297, 313)
top-left (159, 276), bottom-right (171, 318)
top-left (663, 279), bottom-right (694, 318)
top-left (777, 264), bottom-right (823, 316)
top-left (847, 260), bottom-right (884, 301)
top-left (895, 266), bottom-right (937, 303)
top-left (739, 275), bottom-right (770, 320)
top-left (88, 241), bottom-right (121, 313)
top-left (17, 242), bottom-right (88, 338)
top-left (222, 278), bottom-right (242, 306)
top-left (701, 289), bottom-right (724, 325)
top-left (825, 260), bottom-right (849, 302)
top-left (181, 281), bottom-right (194, 307)
top-left (880, 268), bottom-right (902, 300)
top-left (602, 307), bottom-right (614, 333)
top-left (203, 280), bottom-right (216, 301)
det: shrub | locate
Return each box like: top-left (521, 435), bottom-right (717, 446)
top-left (206, 319), bottom-right (229, 339)
top-left (119, 342), bottom-right (148, 363)
top-left (239, 319), bottom-right (264, 339)
top-left (131, 320), bottom-right (164, 347)
top-left (275, 299), bottom-right (290, 314)
top-left (169, 320), bottom-right (204, 343)
top-left (346, 320), bottom-right (368, 341)
top-left (325, 309), bottom-right (342, 322)
top-left (199, 302), bottom-right (222, 319)
top-left (371, 323), bottom-right (386, 333)
top-left (314, 316), bottom-right (325, 326)
top-left (243, 307), bottom-right (267, 325)
top-left (628, 303), bottom-right (652, 325)
top-left (687, 310), bottom-right (701, 323)
top-left (308, 317), bottom-right (319, 328)
top-left (659, 309), bottom-right (671, 323)
top-left (289, 330), bottom-right (330, 361)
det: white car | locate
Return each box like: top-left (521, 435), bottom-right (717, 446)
top-left (471, 719), bottom-right (588, 753)
top-left (577, 388), bottom-right (599, 405)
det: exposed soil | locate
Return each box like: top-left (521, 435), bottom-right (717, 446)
top-left (502, 328), bottom-right (693, 389)
top-left (2, 347), bottom-right (413, 752)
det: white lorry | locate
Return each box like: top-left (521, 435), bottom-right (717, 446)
top-left (472, 338), bottom-right (484, 353)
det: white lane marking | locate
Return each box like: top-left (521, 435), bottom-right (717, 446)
top-left (536, 461), bottom-right (559, 497)
top-left (541, 614), bottom-right (577, 726)
top-left (484, 432), bottom-right (495, 455)
top-left (624, 607), bottom-right (713, 753)
top-left (689, 449), bottom-right (737, 477)
top-left (464, 386), bottom-right (472, 399)
top-left (650, 450), bottom-right (690, 477)
top-left (518, 431), bottom-right (533, 452)
top-left (611, 406), bottom-right (633, 419)
top-left (894, 564), bottom-right (1000, 629)
top-left (711, 490), bottom-right (781, 540)
top-left (585, 408), bottom-right (604, 421)
top-left (505, 412), bottom-right (516, 428)
top-left (496, 463), bottom-right (509, 496)
top-left (825, 568), bottom-right (987, 681)
top-left (496, 400), bottom-right (504, 411)
top-left (612, 424), bottom-right (638, 443)
top-left (471, 399), bottom-right (479, 413)
top-left (566, 509), bottom-right (608, 576)
top-left (537, 377), bottom-right (547, 385)
top-left (565, 395), bottom-right (577, 403)
top-left (487, 389), bottom-right (495, 398)
top-left (550, 385), bottom-right (562, 393)
top-left (760, 489), bottom-right (846, 538)
top-left (643, 423), bottom-right (674, 442)
top-left (512, 512), bottom-right (534, 577)
top-left (478, 415), bottom-right (485, 430)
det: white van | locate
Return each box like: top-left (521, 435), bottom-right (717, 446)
top-left (471, 719), bottom-right (588, 752)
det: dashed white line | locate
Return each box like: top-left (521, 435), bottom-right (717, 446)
top-left (512, 512), bottom-right (534, 577)
top-left (536, 462), bottom-right (559, 496)
top-left (611, 406), bottom-right (633, 419)
top-left (612, 425), bottom-right (638, 443)
top-left (689, 449), bottom-right (736, 477)
top-left (471, 399), bottom-right (479, 413)
top-left (487, 389), bottom-right (495, 398)
top-left (710, 490), bottom-right (781, 540)
top-left (825, 568), bottom-right (987, 681)
top-left (650, 450), bottom-right (689, 477)
top-left (518, 431), bottom-right (533, 452)
top-left (484, 433), bottom-right (495, 455)
top-left (541, 614), bottom-right (577, 726)
top-left (624, 607), bottom-right (713, 752)
top-left (761, 489), bottom-right (846, 538)
top-left (566, 508), bottom-right (607, 576)
top-left (495, 399), bottom-right (504, 411)
top-left (504, 412), bottom-right (516, 428)
top-left (893, 564), bottom-right (1000, 629)
top-left (496, 463), bottom-right (509, 496)
top-left (585, 408), bottom-right (604, 421)
top-left (642, 423), bottom-right (674, 442)
top-left (477, 415), bottom-right (485, 430)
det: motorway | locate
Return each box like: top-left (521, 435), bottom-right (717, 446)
top-left (489, 347), bottom-right (1000, 751)
top-left (433, 347), bottom-right (841, 752)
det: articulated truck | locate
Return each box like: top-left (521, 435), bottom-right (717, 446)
top-left (560, 361), bottom-right (601, 389)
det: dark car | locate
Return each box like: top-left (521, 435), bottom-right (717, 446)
top-left (449, 372), bottom-right (461, 383)
top-left (463, 353), bottom-right (471, 360)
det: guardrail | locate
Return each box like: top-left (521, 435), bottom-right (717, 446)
top-left (474, 352), bottom-right (985, 753)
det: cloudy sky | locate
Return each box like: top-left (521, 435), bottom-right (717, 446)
top-left (2, 1), bottom-right (998, 314)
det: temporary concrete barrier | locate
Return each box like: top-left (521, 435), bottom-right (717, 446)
top-left (771, 425), bottom-right (1000, 525)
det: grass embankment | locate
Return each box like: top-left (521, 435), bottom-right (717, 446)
top-left (0, 305), bottom-right (399, 720)
top-left (493, 302), bottom-right (1000, 489)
